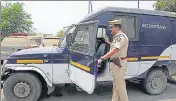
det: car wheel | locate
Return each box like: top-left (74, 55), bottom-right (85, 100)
top-left (143, 69), bottom-right (167, 95)
top-left (3, 72), bottom-right (42, 101)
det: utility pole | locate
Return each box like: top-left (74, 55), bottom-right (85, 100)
top-left (90, 1), bottom-right (93, 13)
top-left (88, 1), bottom-right (90, 14)
top-left (138, 1), bottom-right (139, 8)
top-left (88, 1), bottom-right (93, 14)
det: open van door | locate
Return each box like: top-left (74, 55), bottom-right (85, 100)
top-left (66, 21), bottom-right (99, 94)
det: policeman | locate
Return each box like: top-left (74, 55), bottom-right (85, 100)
top-left (98, 19), bottom-right (129, 101)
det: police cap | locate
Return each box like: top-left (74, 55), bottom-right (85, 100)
top-left (108, 19), bottom-right (121, 25)
top-left (108, 19), bottom-right (121, 29)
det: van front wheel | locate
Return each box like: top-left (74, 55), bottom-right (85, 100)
top-left (3, 73), bottom-right (42, 101)
top-left (143, 70), bottom-right (167, 95)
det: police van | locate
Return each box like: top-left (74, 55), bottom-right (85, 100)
top-left (1, 7), bottom-right (176, 101)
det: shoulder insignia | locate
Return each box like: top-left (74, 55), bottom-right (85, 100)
top-left (115, 34), bottom-right (124, 42)
top-left (120, 34), bottom-right (128, 40)
top-left (114, 33), bottom-right (127, 42)
top-left (119, 34), bottom-right (125, 37)
top-left (116, 37), bottom-right (122, 42)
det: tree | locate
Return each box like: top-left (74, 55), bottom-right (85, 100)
top-left (154, 0), bottom-right (176, 12)
top-left (56, 30), bottom-right (64, 38)
top-left (0, 2), bottom-right (33, 38)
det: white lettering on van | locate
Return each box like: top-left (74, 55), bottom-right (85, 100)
top-left (142, 24), bottom-right (166, 29)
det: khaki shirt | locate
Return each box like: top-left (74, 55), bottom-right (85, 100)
top-left (110, 31), bottom-right (129, 59)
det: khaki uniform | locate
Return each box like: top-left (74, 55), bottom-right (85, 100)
top-left (110, 31), bottom-right (129, 101)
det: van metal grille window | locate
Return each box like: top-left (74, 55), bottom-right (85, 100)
top-left (71, 23), bottom-right (97, 56)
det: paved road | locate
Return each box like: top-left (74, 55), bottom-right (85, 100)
top-left (2, 82), bottom-right (176, 101)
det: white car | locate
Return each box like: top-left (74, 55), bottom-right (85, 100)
top-left (1, 36), bottom-right (39, 63)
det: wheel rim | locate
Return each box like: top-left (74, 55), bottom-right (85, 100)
top-left (150, 77), bottom-right (162, 89)
top-left (12, 82), bottom-right (32, 98)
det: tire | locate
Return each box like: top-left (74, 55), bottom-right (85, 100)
top-left (3, 72), bottom-right (42, 101)
top-left (143, 69), bottom-right (167, 95)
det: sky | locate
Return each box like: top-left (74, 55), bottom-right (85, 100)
top-left (3, 1), bottom-right (157, 35)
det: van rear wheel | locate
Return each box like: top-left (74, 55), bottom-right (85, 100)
top-left (143, 70), bottom-right (167, 95)
top-left (3, 73), bottom-right (42, 101)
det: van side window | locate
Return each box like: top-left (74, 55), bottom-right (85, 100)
top-left (114, 15), bottom-right (139, 41)
top-left (97, 28), bottom-right (106, 38)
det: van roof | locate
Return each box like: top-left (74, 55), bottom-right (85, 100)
top-left (80, 6), bottom-right (176, 22)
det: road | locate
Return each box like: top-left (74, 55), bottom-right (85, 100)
top-left (1, 82), bottom-right (176, 101)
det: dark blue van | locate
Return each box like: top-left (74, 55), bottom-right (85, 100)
top-left (1, 7), bottom-right (176, 101)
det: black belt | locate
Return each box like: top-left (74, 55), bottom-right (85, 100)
top-left (110, 57), bottom-right (127, 62)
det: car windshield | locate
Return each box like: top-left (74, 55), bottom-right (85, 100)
top-left (58, 25), bottom-right (76, 48)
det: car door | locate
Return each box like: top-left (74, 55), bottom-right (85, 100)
top-left (67, 21), bottom-right (99, 94)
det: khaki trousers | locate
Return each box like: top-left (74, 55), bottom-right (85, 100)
top-left (110, 60), bottom-right (129, 101)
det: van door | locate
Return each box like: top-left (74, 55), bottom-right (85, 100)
top-left (67, 21), bottom-right (99, 94)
